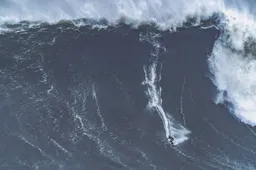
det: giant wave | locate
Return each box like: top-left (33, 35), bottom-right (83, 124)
top-left (1, 0), bottom-right (256, 126)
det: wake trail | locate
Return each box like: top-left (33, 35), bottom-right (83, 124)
top-left (91, 83), bottom-right (107, 131)
top-left (180, 76), bottom-right (186, 127)
top-left (141, 33), bottom-right (190, 145)
top-left (143, 63), bottom-right (170, 139)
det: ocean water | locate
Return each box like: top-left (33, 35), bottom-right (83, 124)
top-left (1, 0), bottom-right (256, 170)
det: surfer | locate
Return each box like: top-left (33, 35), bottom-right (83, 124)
top-left (167, 135), bottom-right (174, 145)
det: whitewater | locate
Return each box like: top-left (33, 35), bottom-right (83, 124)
top-left (1, 0), bottom-right (256, 127)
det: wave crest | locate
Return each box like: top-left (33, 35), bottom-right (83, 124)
top-left (0, 0), bottom-right (222, 29)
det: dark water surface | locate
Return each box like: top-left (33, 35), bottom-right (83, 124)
top-left (0, 22), bottom-right (256, 170)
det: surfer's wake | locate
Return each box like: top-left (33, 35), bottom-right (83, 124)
top-left (141, 33), bottom-right (190, 145)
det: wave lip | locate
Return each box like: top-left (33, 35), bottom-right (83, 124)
top-left (0, 0), bottom-right (223, 29)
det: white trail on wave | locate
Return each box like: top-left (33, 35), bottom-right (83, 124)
top-left (141, 33), bottom-right (190, 145)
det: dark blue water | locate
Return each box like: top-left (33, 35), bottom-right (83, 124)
top-left (0, 21), bottom-right (256, 170)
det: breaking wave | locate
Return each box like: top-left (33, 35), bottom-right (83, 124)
top-left (208, 9), bottom-right (256, 126)
top-left (0, 0), bottom-right (221, 28)
top-left (1, 0), bottom-right (256, 126)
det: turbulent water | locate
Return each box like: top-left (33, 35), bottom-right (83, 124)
top-left (1, 0), bottom-right (256, 170)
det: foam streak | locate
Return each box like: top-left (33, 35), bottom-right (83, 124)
top-left (180, 76), bottom-right (186, 126)
top-left (18, 135), bottom-right (51, 159)
top-left (50, 138), bottom-right (72, 157)
top-left (91, 84), bottom-right (107, 131)
top-left (142, 34), bottom-right (190, 145)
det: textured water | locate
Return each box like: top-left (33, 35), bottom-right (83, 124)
top-left (1, 0), bottom-right (256, 170)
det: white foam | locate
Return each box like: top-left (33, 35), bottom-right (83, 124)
top-left (0, 0), bottom-right (222, 29)
top-left (208, 8), bottom-right (256, 126)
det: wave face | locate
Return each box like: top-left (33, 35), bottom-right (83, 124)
top-left (1, 0), bottom-right (256, 126)
top-left (1, 0), bottom-right (256, 169)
